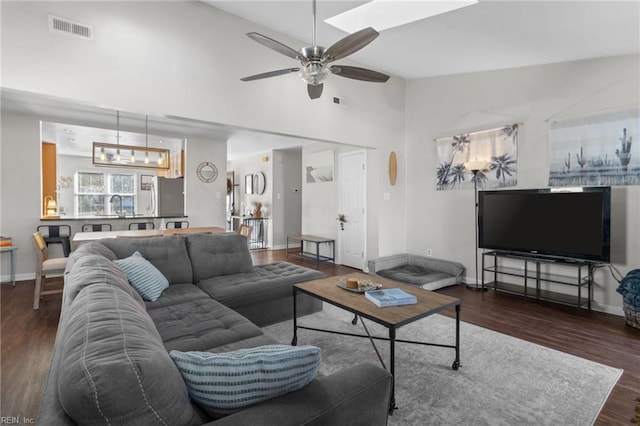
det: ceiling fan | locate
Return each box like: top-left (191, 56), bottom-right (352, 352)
top-left (240, 0), bottom-right (390, 100)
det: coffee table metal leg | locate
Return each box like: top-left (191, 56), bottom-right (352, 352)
top-left (452, 304), bottom-right (461, 370)
top-left (389, 326), bottom-right (397, 414)
top-left (292, 288), bottom-right (298, 346)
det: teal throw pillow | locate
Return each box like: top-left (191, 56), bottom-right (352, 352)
top-left (170, 345), bottom-right (320, 414)
top-left (114, 251), bottom-right (168, 301)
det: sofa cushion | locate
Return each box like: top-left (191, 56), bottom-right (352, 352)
top-left (197, 262), bottom-right (325, 309)
top-left (146, 296), bottom-right (265, 352)
top-left (169, 345), bottom-right (320, 415)
top-left (101, 236), bottom-right (193, 285)
top-left (114, 251), bottom-right (169, 301)
top-left (186, 233), bottom-right (254, 282)
top-left (56, 282), bottom-right (194, 426)
top-left (144, 283), bottom-right (209, 310)
top-left (64, 254), bottom-right (145, 308)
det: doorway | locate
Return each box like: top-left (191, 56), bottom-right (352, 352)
top-left (338, 150), bottom-right (366, 270)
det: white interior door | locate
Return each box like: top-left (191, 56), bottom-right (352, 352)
top-left (338, 151), bottom-right (366, 269)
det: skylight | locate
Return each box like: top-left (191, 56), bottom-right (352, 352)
top-left (325, 0), bottom-right (478, 33)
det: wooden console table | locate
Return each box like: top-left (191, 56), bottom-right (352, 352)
top-left (286, 234), bottom-right (335, 268)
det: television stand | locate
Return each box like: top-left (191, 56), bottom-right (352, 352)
top-left (481, 251), bottom-right (601, 311)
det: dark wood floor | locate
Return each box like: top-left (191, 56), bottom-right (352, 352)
top-left (1, 249), bottom-right (638, 424)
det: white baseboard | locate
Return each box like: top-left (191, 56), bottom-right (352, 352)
top-left (1, 272), bottom-right (35, 284)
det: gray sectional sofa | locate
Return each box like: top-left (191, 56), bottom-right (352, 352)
top-left (38, 233), bottom-right (392, 425)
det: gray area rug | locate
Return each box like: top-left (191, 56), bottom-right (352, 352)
top-left (263, 304), bottom-right (622, 425)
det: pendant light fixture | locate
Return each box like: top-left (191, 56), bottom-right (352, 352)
top-left (115, 110), bottom-right (121, 162)
top-left (144, 115), bottom-right (150, 164)
top-left (92, 111), bottom-right (170, 170)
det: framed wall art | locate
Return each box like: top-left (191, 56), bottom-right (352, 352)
top-left (245, 174), bottom-right (254, 194)
top-left (435, 123), bottom-right (519, 191)
top-left (548, 106), bottom-right (639, 186)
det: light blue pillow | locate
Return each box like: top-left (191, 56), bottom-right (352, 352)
top-left (114, 251), bottom-right (168, 301)
top-left (170, 345), bottom-right (320, 414)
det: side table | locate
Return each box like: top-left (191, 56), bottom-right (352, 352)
top-left (286, 234), bottom-right (335, 268)
top-left (1, 245), bottom-right (17, 286)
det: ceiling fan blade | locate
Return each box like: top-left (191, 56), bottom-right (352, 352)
top-left (330, 65), bottom-right (390, 83)
top-left (247, 32), bottom-right (302, 61)
top-left (241, 68), bottom-right (299, 82)
top-left (322, 27), bottom-right (379, 62)
top-left (307, 84), bottom-right (323, 99)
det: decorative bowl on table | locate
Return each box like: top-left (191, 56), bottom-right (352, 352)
top-left (336, 277), bottom-right (382, 293)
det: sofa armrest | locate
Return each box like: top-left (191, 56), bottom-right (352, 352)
top-left (207, 363), bottom-right (391, 426)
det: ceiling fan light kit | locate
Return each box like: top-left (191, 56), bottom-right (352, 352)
top-left (240, 0), bottom-right (389, 100)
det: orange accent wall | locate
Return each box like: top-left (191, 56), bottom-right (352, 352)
top-left (42, 142), bottom-right (57, 215)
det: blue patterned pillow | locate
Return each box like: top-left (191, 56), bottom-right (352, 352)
top-left (114, 251), bottom-right (168, 301)
top-left (170, 345), bottom-right (320, 414)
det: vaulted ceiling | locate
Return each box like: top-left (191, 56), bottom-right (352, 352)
top-left (209, 0), bottom-right (640, 80)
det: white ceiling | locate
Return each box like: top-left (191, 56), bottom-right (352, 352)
top-left (210, 0), bottom-right (640, 80)
top-left (4, 1), bottom-right (639, 161)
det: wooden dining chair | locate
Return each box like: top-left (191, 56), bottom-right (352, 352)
top-left (36, 224), bottom-right (72, 257)
top-left (82, 223), bottom-right (112, 232)
top-left (237, 224), bottom-right (253, 239)
top-left (128, 222), bottom-right (155, 230)
top-left (32, 231), bottom-right (68, 310)
top-left (166, 221), bottom-right (189, 229)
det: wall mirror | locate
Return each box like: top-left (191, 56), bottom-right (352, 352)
top-left (245, 174), bottom-right (253, 194)
top-left (41, 117), bottom-right (186, 219)
top-left (254, 171), bottom-right (266, 195)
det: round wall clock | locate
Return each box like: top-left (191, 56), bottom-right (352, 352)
top-left (196, 161), bottom-right (218, 183)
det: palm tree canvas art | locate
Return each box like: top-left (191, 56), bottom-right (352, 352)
top-left (436, 124), bottom-right (519, 191)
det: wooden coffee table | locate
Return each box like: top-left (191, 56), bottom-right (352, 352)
top-left (292, 272), bottom-right (461, 414)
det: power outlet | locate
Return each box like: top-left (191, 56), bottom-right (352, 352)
top-left (426, 249), bottom-right (432, 256)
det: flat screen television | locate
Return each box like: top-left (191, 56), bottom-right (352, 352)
top-left (478, 187), bottom-right (611, 263)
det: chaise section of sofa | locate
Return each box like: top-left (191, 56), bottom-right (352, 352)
top-left (187, 233), bottom-right (325, 326)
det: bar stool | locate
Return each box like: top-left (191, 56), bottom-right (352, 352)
top-left (32, 231), bottom-right (67, 309)
top-left (82, 224), bottom-right (112, 232)
top-left (36, 225), bottom-right (71, 257)
top-left (129, 222), bottom-right (154, 230)
top-left (237, 224), bottom-right (253, 239)
top-left (166, 221), bottom-right (189, 229)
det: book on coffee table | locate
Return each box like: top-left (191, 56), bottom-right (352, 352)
top-left (365, 288), bottom-right (417, 307)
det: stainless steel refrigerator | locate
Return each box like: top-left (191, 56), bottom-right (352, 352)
top-left (152, 177), bottom-right (184, 217)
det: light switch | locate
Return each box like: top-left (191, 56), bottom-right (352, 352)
top-left (383, 192), bottom-right (390, 201)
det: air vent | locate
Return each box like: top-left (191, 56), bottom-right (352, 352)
top-left (48, 15), bottom-right (93, 40)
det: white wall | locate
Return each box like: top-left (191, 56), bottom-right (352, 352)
top-left (183, 134), bottom-right (227, 228)
top-left (1, 0), bottom-right (408, 273)
top-left (405, 54), bottom-right (640, 314)
top-left (0, 108), bottom-right (227, 279)
top-left (1, 1), bottom-right (405, 157)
